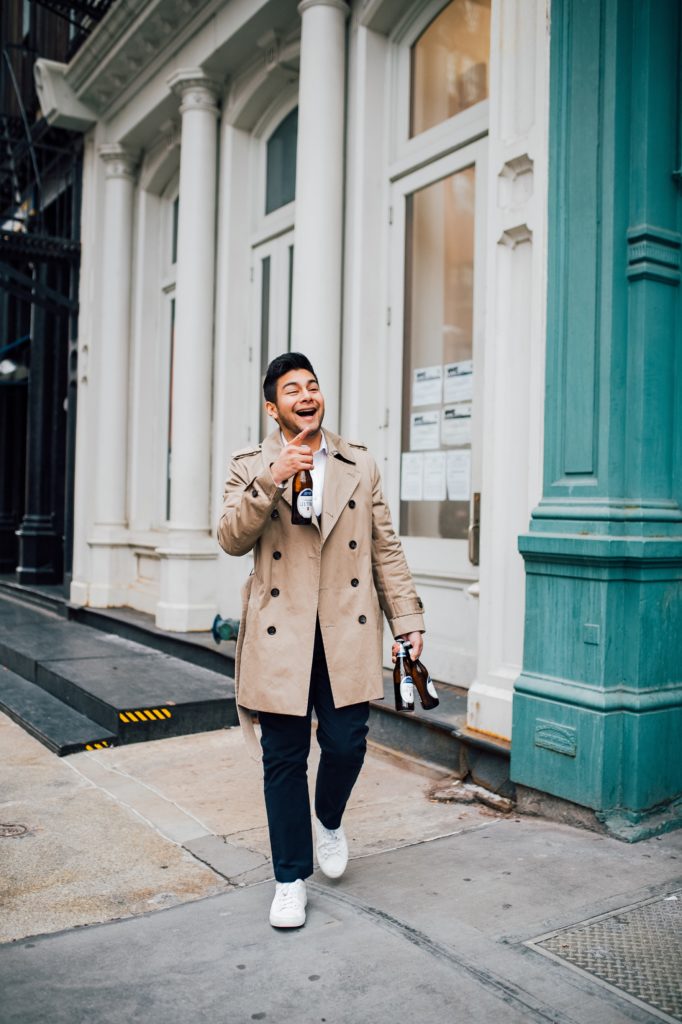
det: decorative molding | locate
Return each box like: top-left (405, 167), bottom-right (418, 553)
top-left (98, 142), bottom-right (140, 181)
top-left (498, 224), bottom-right (533, 249)
top-left (498, 154), bottom-right (534, 210)
top-left (66, 0), bottom-right (214, 109)
top-left (299, 0), bottom-right (349, 15)
top-left (627, 225), bottom-right (681, 285)
top-left (534, 720), bottom-right (577, 757)
top-left (167, 69), bottom-right (221, 117)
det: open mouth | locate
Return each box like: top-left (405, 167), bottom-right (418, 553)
top-left (296, 409), bottom-right (317, 419)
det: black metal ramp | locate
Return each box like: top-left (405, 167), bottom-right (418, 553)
top-left (0, 665), bottom-right (116, 756)
top-left (0, 595), bottom-right (237, 753)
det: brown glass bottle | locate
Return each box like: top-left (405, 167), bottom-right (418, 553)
top-left (291, 468), bottom-right (314, 525)
top-left (410, 656), bottom-right (439, 710)
top-left (393, 640), bottom-right (415, 712)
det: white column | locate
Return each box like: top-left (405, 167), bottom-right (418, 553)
top-left (291, 0), bottom-right (349, 431)
top-left (87, 143), bottom-right (138, 607)
top-left (94, 143), bottom-right (137, 528)
top-left (166, 69), bottom-right (220, 531)
top-left (156, 69), bottom-right (220, 632)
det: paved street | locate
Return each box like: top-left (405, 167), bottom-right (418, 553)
top-left (1, 712), bottom-right (680, 1024)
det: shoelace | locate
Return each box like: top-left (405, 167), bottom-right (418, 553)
top-left (275, 884), bottom-right (303, 912)
top-left (317, 825), bottom-right (343, 859)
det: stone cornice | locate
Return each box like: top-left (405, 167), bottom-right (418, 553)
top-left (64, 0), bottom-right (217, 116)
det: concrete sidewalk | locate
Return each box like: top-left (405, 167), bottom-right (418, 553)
top-left (1, 712), bottom-right (680, 1023)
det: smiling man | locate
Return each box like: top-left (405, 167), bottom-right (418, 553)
top-left (217, 352), bottom-right (425, 929)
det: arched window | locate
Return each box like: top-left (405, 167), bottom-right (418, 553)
top-left (265, 107), bottom-right (298, 214)
top-left (410, 0), bottom-right (490, 137)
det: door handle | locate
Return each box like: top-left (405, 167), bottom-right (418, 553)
top-left (468, 491), bottom-right (480, 566)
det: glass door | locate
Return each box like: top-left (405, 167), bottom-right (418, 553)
top-left (387, 142), bottom-right (487, 580)
top-left (252, 231), bottom-right (294, 441)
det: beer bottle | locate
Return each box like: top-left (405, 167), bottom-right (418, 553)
top-left (292, 467), bottom-right (314, 525)
top-left (409, 654), bottom-right (439, 710)
top-left (393, 640), bottom-right (415, 712)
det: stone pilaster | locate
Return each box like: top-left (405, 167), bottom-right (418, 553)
top-left (511, 0), bottom-right (682, 840)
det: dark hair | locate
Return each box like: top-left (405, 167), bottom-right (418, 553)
top-left (263, 352), bottom-right (317, 403)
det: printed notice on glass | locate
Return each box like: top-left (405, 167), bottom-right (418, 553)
top-left (410, 411), bottom-right (440, 451)
top-left (441, 402), bottom-right (472, 446)
top-left (423, 451), bottom-right (447, 501)
top-left (412, 365), bottom-right (443, 407)
top-left (400, 452), bottom-right (423, 501)
top-left (444, 360), bottom-right (473, 403)
top-left (446, 450), bottom-right (471, 501)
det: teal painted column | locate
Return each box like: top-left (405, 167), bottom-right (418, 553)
top-left (511, 0), bottom-right (682, 840)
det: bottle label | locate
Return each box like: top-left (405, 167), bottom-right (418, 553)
top-left (297, 489), bottom-right (313, 518)
top-left (400, 678), bottom-right (414, 703)
top-left (426, 678), bottom-right (438, 699)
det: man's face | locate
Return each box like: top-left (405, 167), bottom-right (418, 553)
top-left (265, 368), bottom-right (325, 441)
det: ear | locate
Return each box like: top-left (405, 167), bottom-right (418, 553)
top-left (264, 400), bottom-right (278, 422)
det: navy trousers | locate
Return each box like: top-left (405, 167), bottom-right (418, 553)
top-left (259, 622), bottom-right (370, 882)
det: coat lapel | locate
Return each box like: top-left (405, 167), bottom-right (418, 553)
top-left (321, 432), bottom-right (361, 545)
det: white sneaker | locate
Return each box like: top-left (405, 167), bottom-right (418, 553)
top-left (314, 817), bottom-right (349, 879)
top-left (269, 879), bottom-right (307, 929)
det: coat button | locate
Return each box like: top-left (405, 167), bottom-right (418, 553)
top-left (252, 488), bottom-right (258, 497)
top-left (358, 615), bottom-right (367, 624)
top-left (273, 551), bottom-right (282, 560)
top-left (271, 588), bottom-right (280, 597)
top-left (351, 578), bottom-right (359, 587)
top-left (349, 499), bottom-right (356, 509)
top-left (267, 626), bottom-right (276, 635)
top-left (349, 540), bottom-right (357, 549)
top-left (271, 508), bottom-right (279, 520)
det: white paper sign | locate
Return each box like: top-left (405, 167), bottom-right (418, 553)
top-left (410, 411), bottom-right (440, 451)
top-left (412, 365), bottom-right (443, 407)
top-left (444, 360), bottom-right (473, 403)
top-left (446, 450), bottom-right (472, 501)
top-left (441, 403), bottom-right (472, 446)
top-left (400, 452), bottom-right (423, 501)
top-left (423, 451), bottom-right (447, 501)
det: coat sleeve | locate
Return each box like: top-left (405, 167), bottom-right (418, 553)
top-left (217, 453), bottom-right (284, 557)
top-left (368, 456), bottom-right (425, 638)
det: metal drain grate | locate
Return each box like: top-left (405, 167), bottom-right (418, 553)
top-left (528, 891), bottom-right (682, 1022)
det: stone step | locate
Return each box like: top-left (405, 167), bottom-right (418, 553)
top-left (0, 585), bottom-right (512, 796)
top-left (0, 595), bottom-right (237, 750)
top-left (0, 665), bottom-right (116, 756)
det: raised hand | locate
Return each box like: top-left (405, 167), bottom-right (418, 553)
top-left (270, 427), bottom-right (315, 487)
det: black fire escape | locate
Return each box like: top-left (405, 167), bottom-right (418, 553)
top-left (0, 0), bottom-right (114, 588)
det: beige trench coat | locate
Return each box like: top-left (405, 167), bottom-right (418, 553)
top-left (217, 428), bottom-right (425, 717)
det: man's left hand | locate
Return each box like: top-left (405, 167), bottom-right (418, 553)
top-left (392, 631), bottom-right (424, 662)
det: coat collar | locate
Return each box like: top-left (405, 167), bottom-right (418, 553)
top-left (260, 427), bottom-right (361, 543)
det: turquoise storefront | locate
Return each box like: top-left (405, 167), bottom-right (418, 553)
top-left (512, 0), bottom-right (682, 840)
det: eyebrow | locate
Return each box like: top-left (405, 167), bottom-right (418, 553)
top-left (282, 379), bottom-right (318, 390)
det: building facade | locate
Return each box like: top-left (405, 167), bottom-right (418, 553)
top-left (35, 0), bottom-right (681, 836)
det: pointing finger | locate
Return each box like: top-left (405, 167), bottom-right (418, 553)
top-left (290, 427), bottom-right (314, 446)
